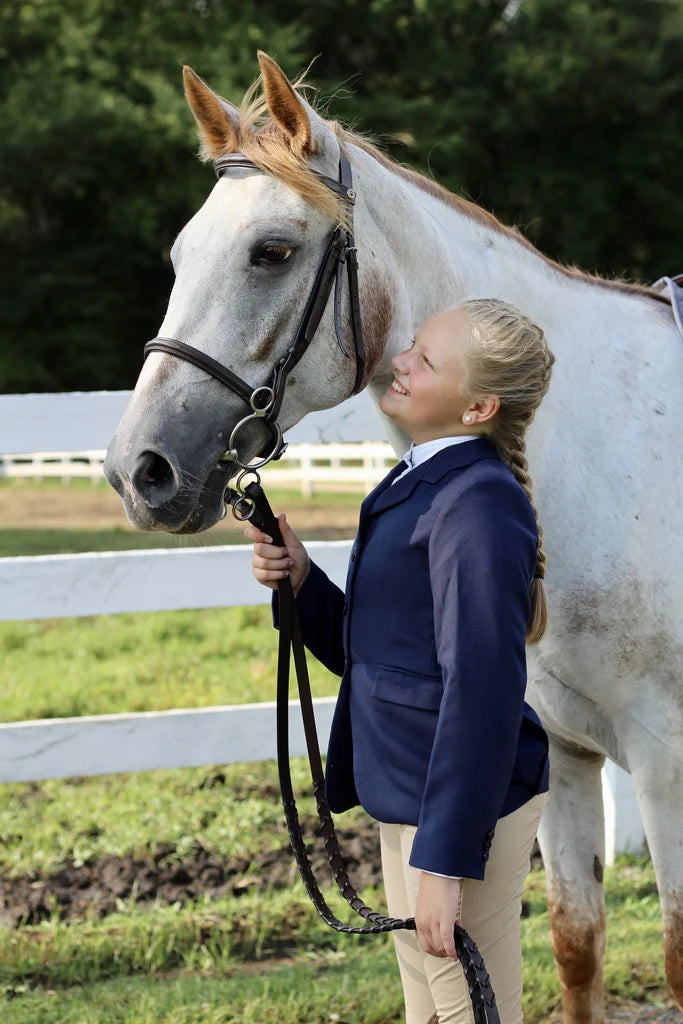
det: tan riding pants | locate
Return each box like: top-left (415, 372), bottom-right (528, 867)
top-left (378, 792), bottom-right (546, 1024)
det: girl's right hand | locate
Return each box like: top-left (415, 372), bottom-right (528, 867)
top-left (244, 513), bottom-right (310, 596)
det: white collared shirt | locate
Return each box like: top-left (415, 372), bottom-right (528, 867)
top-left (393, 434), bottom-right (481, 485)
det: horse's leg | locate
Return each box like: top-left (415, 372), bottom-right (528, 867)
top-left (625, 741), bottom-right (683, 1012)
top-left (538, 735), bottom-right (606, 1024)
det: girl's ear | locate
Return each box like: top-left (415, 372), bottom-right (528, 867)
top-left (258, 51), bottom-right (338, 162)
top-left (468, 394), bottom-right (500, 424)
top-left (183, 65), bottom-right (240, 160)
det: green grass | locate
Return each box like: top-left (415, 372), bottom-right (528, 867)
top-left (0, 841), bottom-right (668, 1023)
top-left (0, 528), bottom-right (234, 557)
top-left (0, 506), bottom-right (674, 1021)
top-left (0, 606), bottom-right (340, 723)
top-left (0, 760), bottom-right (670, 1022)
top-left (3, 948), bottom-right (405, 1024)
top-left (0, 760), bottom-right (338, 877)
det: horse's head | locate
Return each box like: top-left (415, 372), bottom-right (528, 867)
top-left (104, 52), bottom-right (392, 532)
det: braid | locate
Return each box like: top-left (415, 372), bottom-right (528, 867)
top-left (493, 424), bottom-right (548, 643)
top-left (458, 298), bottom-right (555, 644)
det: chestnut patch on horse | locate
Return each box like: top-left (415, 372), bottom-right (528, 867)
top-left (663, 896), bottom-right (683, 1005)
top-left (360, 270), bottom-right (393, 382)
top-left (547, 891), bottom-right (606, 1005)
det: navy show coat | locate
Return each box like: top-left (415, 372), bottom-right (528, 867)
top-left (286, 436), bottom-right (549, 880)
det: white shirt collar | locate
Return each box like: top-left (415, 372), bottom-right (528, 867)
top-left (393, 435), bottom-right (481, 484)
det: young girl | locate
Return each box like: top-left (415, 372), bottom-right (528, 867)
top-left (247, 298), bottom-right (554, 1024)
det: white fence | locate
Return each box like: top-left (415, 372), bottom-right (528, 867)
top-left (0, 442), bottom-right (397, 495)
top-left (0, 390), bottom-right (644, 865)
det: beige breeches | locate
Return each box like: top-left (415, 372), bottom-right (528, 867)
top-left (378, 792), bottom-right (546, 1024)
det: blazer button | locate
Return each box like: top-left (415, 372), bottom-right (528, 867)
top-left (343, 601), bottom-right (349, 615)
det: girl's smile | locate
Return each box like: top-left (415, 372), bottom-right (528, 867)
top-left (379, 308), bottom-right (500, 444)
top-left (389, 377), bottom-right (410, 396)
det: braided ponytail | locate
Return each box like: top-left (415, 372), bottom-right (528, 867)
top-left (458, 299), bottom-right (554, 643)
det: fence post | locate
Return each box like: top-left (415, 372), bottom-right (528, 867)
top-left (603, 761), bottom-right (645, 864)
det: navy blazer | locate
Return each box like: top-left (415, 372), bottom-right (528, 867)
top-left (286, 437), bottom-right (549, 880)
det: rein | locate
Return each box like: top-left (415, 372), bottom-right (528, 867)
top-left (234, 480), bottom-right (501, 1024)
top-left (142, 145), bottom-right (500, 1020)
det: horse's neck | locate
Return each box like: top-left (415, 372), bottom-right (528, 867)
top-left (353, 143), bottom-right (660, 358)
top-left (353, 142), bottom-right (678, 465)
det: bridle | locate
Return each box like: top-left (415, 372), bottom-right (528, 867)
top-left (141, 147), bottom-right (501, 1019)
top-left (143, 149), bottom-right (365, 516)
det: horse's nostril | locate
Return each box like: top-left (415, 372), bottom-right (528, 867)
top-left (142, 452), bottom-right (172, 487)
top-left (132, 450), bottom-right (179, 507)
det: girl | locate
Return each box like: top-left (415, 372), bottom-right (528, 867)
top-left (247, 298), bottom-right (554, 1024)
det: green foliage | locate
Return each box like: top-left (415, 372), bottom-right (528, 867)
top-left (0, 0), bottom-right (304, 391)
top-left (2, 1), bottom-right (683, 387)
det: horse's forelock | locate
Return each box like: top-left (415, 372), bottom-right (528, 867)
top-left (214, 67), bottom-right (667, 306)
top-left (205, 72), bottom-right (351, 229)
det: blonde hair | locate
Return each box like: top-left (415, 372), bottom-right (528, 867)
top-left (458, 298), bottom-right (554, 644)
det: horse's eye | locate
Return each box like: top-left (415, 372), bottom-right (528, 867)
top-left (258, 244), bottom-right (293, 265)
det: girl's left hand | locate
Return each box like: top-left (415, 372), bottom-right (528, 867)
top-left (415, 873), bottom-right (463, 960)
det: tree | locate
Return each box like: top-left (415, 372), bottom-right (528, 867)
top-left (1, 0), bottom-right (682, 391)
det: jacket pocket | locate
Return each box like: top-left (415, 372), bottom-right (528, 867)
top-left (371, 665), bottom-right (443, 711)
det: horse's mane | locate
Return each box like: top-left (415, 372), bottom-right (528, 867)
top-left (234, 75), bottom-right (668, 306)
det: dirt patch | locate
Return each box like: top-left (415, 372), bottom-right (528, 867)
top-left (602, 1011), bottom-right (681, 1023)
top-left (0, 482), bottom-right (359, 538)
top-left (0, 817), bottom-right (384, 929)
top-left (0, 805), bottom-right (544, 932)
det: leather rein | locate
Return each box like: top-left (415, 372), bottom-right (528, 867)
top-left (141, 150), bottom-right (500, 1021)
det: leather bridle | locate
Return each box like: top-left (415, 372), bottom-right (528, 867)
top-left (143, 150), bottom-right (366, 493)
top-left (140, 147), bottom-right (501, 1019)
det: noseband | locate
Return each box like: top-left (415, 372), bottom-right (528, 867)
top-left (143, 151), bottom-right (365, 494)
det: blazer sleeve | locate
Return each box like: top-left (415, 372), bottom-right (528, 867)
top-left (409, 471), bottom-right (538, 879)
top-left (272, 560), bottom-right (346, 677)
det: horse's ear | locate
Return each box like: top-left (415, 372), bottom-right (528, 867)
top-left (257, 51), bottom-right (332, 159)
top-left (183, 66), bottom-right (240, 159)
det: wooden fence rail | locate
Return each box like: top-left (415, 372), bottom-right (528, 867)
top-left (0, 390), bottom-right (644, 865)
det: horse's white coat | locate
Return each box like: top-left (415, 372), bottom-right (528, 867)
top-left (105, 64), bottom-right (683, 1021)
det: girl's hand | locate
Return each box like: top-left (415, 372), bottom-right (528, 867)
top-left (415, 873), bottom-right (463, 960)
top-left (244, 513), bottom-right (310, 596)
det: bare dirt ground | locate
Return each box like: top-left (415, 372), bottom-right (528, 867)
top-left (0, 814), bottom-right (383, 930)
top-left (0, 482), bottom-right (360, 538)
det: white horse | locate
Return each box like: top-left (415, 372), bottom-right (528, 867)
top-left (104, 53), bottom-right (683, 1023)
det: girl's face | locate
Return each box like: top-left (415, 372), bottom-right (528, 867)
top-left (380, 308), bottom-right (496, 444)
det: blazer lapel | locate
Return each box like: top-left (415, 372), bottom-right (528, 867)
top-left (368, 437), bottom-right (500, 517)
top-left (359, 458), bottom-right (409, 518)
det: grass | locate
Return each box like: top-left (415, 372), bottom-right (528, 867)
top-left (0, 818), bottom-right (668, 1024)
top-left (0, 605), bottom-right (341, 723)
top-left (0, 496), bottom-right (675, 1021)
top-left (0, 528), bottom-right (233, 557)
top-left (3, 949), bottom-right (405, 1024)
top-left (0, 755), bottom-right (670, 1021)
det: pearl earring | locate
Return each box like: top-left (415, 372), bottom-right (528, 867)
top-left (464, 414), bottom-right (472, 424)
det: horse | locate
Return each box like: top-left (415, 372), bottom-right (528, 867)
top-left (104, 52), bottom-right (683, 1023)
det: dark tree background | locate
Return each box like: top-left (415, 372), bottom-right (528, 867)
top-left (1, 0), bottom-right (682, 392)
